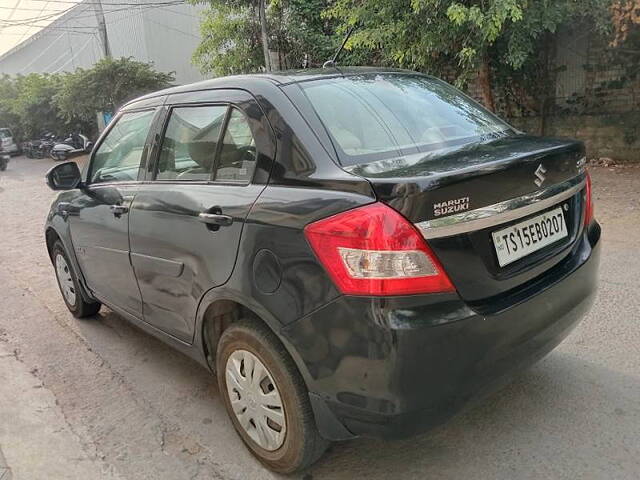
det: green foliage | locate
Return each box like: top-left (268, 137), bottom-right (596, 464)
top-left (323, 0), bottom-right (616, 115)
top-left (192, 3), bottom-right (264, 75)
top-left (0, 57), bottom-right (174, 142)
top-left (192, 0), bottom-right (342, 75)
top-left (55, 57), bottom-right (174, 129)
top-left (271, 0), bottom-right (339, 68)
top-left (0, 75), bottom-right (22, 139)
top-left (0, 73), bottom-right (64, 141)
top-left (324, 0), bottom-right (476, 81)
top-left (326, 0), bottom-right (611, 83)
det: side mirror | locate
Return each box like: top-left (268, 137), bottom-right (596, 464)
top-left (46, 161), bottom-right (82, 190)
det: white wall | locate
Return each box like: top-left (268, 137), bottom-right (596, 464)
top-left (0, 0), bottom-right (208, 85)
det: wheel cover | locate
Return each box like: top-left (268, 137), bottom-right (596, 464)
top-left (55, 253), bottom-right (76, 305)
top-left (225, 349), bottom-right (286, 451)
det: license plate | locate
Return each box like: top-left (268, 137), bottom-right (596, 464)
top-left (492, 207), bottom-right (568, 267)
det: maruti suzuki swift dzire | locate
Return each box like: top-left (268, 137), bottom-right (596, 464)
top-left (44, 68), bottom-right (600, 473)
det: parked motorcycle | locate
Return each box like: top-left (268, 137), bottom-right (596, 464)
top-left (24, 132), bottom-right (57, 159)
top-left (50, 133), bottom-right (92, 161)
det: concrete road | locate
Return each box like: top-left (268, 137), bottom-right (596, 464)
top-left (0, 156), bottom-right (638, 480)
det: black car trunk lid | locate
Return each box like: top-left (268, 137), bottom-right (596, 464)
top-left (344, 135), bottom-right (587, 303)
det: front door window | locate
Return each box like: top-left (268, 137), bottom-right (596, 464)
top-left (90, 110), bottom-right (155, 184)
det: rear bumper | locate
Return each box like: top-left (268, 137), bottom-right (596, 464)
top-left (4, 142), bottom-right (19, 154)
top-left (282, 225), bottom-right (600, 440)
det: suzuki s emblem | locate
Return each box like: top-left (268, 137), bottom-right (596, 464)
top-left (534, 164), bottom-right (547, 187)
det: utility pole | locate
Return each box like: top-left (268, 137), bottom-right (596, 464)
top-left (258, 0), bottom-right (271, 72)
top-left (94, 0), bottom-right (111, 59)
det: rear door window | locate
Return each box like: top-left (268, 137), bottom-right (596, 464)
top-left (156, 105), bottom-right (227, 181)
top-left (153, 105), bottom-right (258, 184)
top-left (214, 108), bottom-right (257, 183)
top-left (89, 110), bottom-right (155, 184)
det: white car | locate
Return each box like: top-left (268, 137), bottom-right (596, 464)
top-left (0, 128), bottom-right (20, 156)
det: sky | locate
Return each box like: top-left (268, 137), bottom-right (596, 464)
top-left (0, 0), bottom-right (82, 56)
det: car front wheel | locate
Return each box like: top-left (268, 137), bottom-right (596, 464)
top-left (52, 240), bottom-right (101, 318)
top-left (216, 320), bottom-right (329, 473)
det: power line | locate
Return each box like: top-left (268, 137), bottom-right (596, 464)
top-left (145, 17), bottom-right (199, 39)
top-left (0, 1), bottom-right (184, 11)
top-left (13, 0), bottom-right (52, 47)
top-left (17, 27), bottom-right (67, 72)
top-left (0, 1), bottom-right (185, 30)
top-left (2, 0), bottom-right (24, 23)
top-left (53, 34), bottom-right (97, 71)
top-left (0, 5), bottom-right (73, 12)
top-left (29, 0), bottom-right (187, 5)
top-left (0, 1), bottom-right (185, 27)
top-left (0, 0), bottom-right (198, 66)
top-left (0, 4), bottom-right (79, 27)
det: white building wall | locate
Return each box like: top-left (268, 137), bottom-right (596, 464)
top-left (0, 0), bottom-right (207, 85)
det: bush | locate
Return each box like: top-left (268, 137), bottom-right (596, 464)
top-left (0, 57), bottom-right (174, 142)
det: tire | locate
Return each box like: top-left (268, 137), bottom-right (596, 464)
top-left (52, 240), bottom-right (101, 318)
top-left (217, 320), bottom-right (329, 473)
top-left (51, 151), bottom-right (66, 161)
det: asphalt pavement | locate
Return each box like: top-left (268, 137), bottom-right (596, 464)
top-left (0, 155), bottom-right (638, 479)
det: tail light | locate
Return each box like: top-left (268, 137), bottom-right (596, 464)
top-left (304, 202), bottom-right (455, 296)
top-left (584, 171), bottom-right (595, 226)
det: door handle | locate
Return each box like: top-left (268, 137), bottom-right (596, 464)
top-left (110, 204), bottom-right (129, 217)
top-left (57, 202), bottom-right (71, 216)
top-left (57, 202), bottom-right (80, 217)
top-left (198, 212), bottom-right (233, 227)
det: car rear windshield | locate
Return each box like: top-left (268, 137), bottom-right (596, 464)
top-left (300, 74), bottom-right (513, 166)
top-left (0, 129), bottom-right (11, 139)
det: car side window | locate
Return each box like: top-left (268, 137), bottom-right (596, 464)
top-left (156, 106), bottom-right (227, 181)
top-left (89, 110), bottom-right (155, 184)
top-left (214, 108), bottom-right (257, 183)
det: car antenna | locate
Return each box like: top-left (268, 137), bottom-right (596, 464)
top-left (323, 24), bottom-right (357, 69)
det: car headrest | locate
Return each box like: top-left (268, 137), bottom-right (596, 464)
top-left (188, 141), bottom-right (216, 170)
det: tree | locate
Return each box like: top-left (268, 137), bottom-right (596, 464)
top-left (192, 0), bottom-right (273, 73)
top-left (0, 58), bottom-right (174, 141)
top-left (325, 0), bottom-right (612, 112)
top-left (270, 0), bottom-right (341, 68)
top-left (192, 0), bottom-right (341, 75)
top-left (0, 76), bottom-right (22, 140)
top-left (444, 0), bottom-right (524, 110)
top-left (55, 57), bottom-right (174, 132)
top-left (192, 3), bottom-right (265, 75)
top-left (323, 0), bottom-right (522, 109)
top-left (0, 74), bottom-right (66, 141)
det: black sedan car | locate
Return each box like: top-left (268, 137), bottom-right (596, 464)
top-left (45, 68), bottom-right (600, 473)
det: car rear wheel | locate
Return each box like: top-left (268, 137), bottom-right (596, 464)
top-left (216, 320), bottom-right (329, 473)
top-left (52, 241), bottom-right (101, 318)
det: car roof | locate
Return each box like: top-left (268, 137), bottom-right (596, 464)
top-left (122, 66), bottom-right (416, 108)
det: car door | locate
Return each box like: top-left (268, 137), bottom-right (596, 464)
top-left (67, 108), bottom-right (157, 318)
top-left (128, 90), bottom-right (275, 342)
